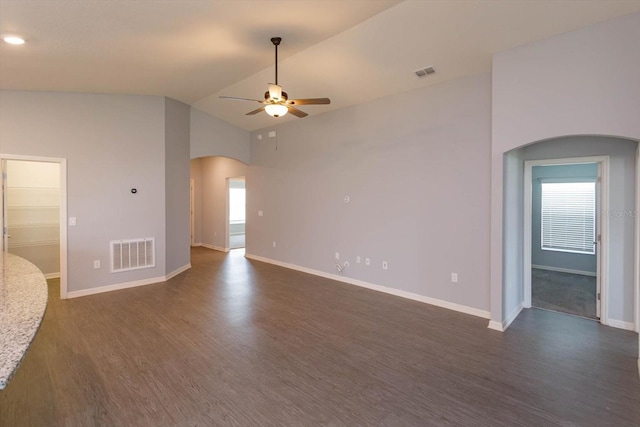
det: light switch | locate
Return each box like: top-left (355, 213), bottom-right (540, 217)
top-left (258, 210), bottom-right (263, 217)
top-left (69, 217), bottom-right (77, 226)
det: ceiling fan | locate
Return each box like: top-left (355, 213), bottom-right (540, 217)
top-left (220, 37), bottom-right (330, 118)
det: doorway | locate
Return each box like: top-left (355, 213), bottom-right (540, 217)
top-left (1, 155), bottom-right (68, 298)
top-left (524, 156), bottom-right (608, 322)
top-left (227, 177), bottom-right (245, 250)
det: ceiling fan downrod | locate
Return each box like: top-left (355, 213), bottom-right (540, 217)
top-left (271, 37), bottom-right (281, 85)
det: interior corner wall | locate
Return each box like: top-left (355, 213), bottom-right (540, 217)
top-left (502, 149), bottom-right (525, 322)
top-left (0, 91), bottom-right (167, 292)
top-left (164, 98), bottom-right (191, 275)
top-left (491, 12), bottom-right (640, 326)
top-left (198, 157), bottom-right (247, 250)
top-left (190, 158), bottom-right (203, 245)
top-left (190, 108), bottom-right (251, 163)
top-left (248, 73), bottom-right (492, 313)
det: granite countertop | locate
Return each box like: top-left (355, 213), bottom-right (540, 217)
top-left (0, 253), bottom-right (48, 390)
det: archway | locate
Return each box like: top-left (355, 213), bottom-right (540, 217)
top-left (491, 135), bottom-right (639, 333)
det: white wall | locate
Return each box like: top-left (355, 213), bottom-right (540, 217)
top-left (491, 13), bottom-right (640, 326)
top-left (6, 160), bottom-right (60, 276)
top-left (247, 73), bottom-right (492, 314)
top-left (0, 91), bottom-right (167, 292)
top-left (190, 108), bottom-right (250, 163)
top-left (193, 157), bottom-right (247, 250)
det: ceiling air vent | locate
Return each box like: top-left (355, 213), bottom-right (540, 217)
top-left (111, 237), bottom-right (155, 273)
top-left (415, 66), bottom-right (436, 77)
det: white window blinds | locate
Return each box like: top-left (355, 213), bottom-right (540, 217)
top-left (541, 181), bottom-right (596, 254)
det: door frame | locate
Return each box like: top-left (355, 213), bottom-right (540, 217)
top-left (0, 154), bottom-right (68, 299)
top-left (524, 155), bottom-right (609, 324)
top-left (190, 178), bottom-right (195, 247)
top-left (635, 144), bottom-right (640, 333)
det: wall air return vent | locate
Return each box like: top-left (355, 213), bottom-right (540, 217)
top-left (414, 66), bottom-right (436, 77)
top-left (110, 237), bottom-right (155, 273)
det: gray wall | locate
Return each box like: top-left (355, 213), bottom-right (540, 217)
top-left (190, 108), bottom-right (250, 163)
top-left (247, 73), bottom-right (492, 312)
top-left (521, 136), bottom-right (637, 323)
top-left (531, 163), bottom-right (598, 273)
top-left (491, 13), bottom-right (640, 326)
top-left (0, 91), bottom-right (168, 291)
top-left (164, 98), bottom-right (191, 274)
top-left (193, 157), bottom-right (247, 250)
top-left (190, 158), bottom-right (203, 245)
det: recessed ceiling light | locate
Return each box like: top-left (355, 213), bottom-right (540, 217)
top-left (3, 36), bottom-right (26, 45)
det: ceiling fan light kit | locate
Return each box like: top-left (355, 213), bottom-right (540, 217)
top-left (265, 104), bottom-right (288, 118)
top-left (220, 37), bottom-right (330, 119)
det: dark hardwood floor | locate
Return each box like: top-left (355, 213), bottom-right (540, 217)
top-left (1, 247), bottom-right (639, 426)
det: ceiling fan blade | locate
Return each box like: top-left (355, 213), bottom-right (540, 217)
top-left (220, 96), bottom-right (266, 103)
top-left (287, 106), bottom-right (308, 118)
top-left (246, 106), bottom-right (266, 116)
top-left (286, 98), bottom-right (331, 106)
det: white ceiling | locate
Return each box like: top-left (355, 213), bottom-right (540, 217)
top-left (1, 0), bottom-right (639, 131)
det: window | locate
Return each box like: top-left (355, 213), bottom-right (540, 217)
top-left (541, 181), bottom-right (595, 254)
top-left (229, 188), bottom-right (246, 222)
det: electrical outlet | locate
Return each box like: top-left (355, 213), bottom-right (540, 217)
top-left (382, 261), bottom-right (388, 270)
top-left (365, 258), bottom-right (371, 266)
top-left (451, 273), bottom-right (458, 283)
top-left (356, 256), bottom-right (361, 264)
top-left (273, 241), bottom-right (276, 248)
top-left (335, 252), bottom-right (340, 260)
top-left (93, 260), bottom-right (100, 269)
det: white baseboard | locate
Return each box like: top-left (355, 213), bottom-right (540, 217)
top-left (504, 303), bottom-right (524, 329)
top-left (244, 253), bottom-right (490, 320)
top-left (532, 265), bottom-right (596, 277)
top-left (487, 303), bottom-right (523, 332)
top-left (44, 272), bottom-right (60, 279)
top-left (166, 263), bottom-right (191, 281)
top-left (605, 318), bottom-right (635, 331)
top-left (67, 263), bottom-right (191, 299)
top-left (191, 242), bottom-right (202, 247)
top-left (201, 243), bottom-right (229, 253)
top-left (487, 320), bottom-right (504, 332)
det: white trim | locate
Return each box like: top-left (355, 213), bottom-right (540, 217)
top-left (66, 263), bottom-right (191, 299)
top-left (166, 263), bottom-right (191, 280)
top-left (190, 179), bottom-right (195, 247)
top-left (0, 154), bottom-right (68, 299)
top-left (67, 276), bottom-right (166, 299)
top-left (245, 253), bottom-right (491, 320)
top-left (635, 143), bottom-right (640, 333)
top-left (487, 320), bottom-right (504, 332)
top-left (191, 242), bottom-right (202, 247)
top-left (524, 156), bottom-right (609, 324)
top-left (201, 243), bottom-right (229, 253)
top-left (606, 319), bottom-right (635, 331)
top-left (44, 272), bottom-right (60, 280)
top-left (487, 303), bottom-right (523, 332)
top-left (531, 265), bottom-right (597, 277)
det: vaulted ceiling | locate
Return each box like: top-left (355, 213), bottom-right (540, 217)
top-left (1, 0), bottom-right (639, 131)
